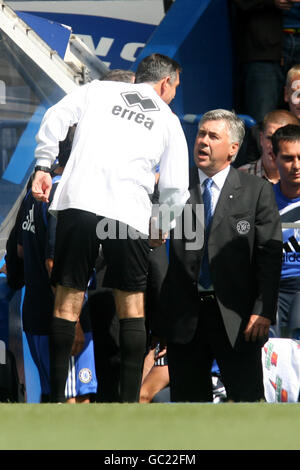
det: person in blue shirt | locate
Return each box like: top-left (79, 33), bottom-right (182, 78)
top-left (271, 123), bottom-right (300, 338)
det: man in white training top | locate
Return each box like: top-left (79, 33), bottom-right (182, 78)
top-left (31, 53), bottom-right (190, 403)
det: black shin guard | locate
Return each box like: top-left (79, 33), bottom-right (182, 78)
top-left (49, 317), bottom-right (76, 403)
top-left (119, 317), bottom-right (146, 403)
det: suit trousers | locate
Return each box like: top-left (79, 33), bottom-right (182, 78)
top-left (167, 296), bottom-right (265, 402)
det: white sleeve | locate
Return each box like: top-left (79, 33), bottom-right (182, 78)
top-left (34, 82), bottom-right (91, 167)
top-left (157, 113), bottom-right (190, 231)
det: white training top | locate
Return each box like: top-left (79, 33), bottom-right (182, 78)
top-left (35, 80), bottom-right (190, 235)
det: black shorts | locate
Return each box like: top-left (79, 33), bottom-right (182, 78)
top-left (51, 209), bottom-right (150, 292)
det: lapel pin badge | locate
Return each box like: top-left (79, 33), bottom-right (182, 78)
top-left (236, 220), bottom-right (251, 235)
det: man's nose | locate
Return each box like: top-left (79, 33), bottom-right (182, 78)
top-left (198, 133), bottom-right (209, 145)
top-left (293, 157), bottom-right (300, 169)
top-left (266, 140), bottom-right (272, 151)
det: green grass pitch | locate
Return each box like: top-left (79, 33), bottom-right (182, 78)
top-left (0, 402), bottom-right (299, 450)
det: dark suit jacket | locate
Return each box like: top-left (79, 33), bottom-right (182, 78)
top-left (159, 165), bottom-right (283, 349)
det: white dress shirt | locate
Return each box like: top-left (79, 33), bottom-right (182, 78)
top-left (198, 165), bottom-right (230, 214)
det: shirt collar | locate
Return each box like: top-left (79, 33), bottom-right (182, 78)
top-left (198, 165), bottom-right (231, 191)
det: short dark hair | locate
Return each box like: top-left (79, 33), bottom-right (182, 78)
top-left (271, 124), bottom-right (300, 156)
top-left (101, 69), bottom-right (135, 83)
top-left (135, 53), bottom-right (181, 84)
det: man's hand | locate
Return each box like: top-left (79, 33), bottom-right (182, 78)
top-left (149, 229), bottom-right (167, 248)
top-left (148, 217), bottom-right (168, 247)
top-left (150, 335), bottom-right (167, 359)
top-left (244, 314), bottom-right (271, 343)
top-left (31, 171), bottom-right (52, 203)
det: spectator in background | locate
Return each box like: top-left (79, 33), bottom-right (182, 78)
top-left (284, 63), bottom-right (300, 119)
top-left (139, 344), bottom-right (169, 403)
top-left (31, 53), bottom-right (189, 403)
top-left (281, 1), bottom-right (300, 83)
top-left (17, 128), bottom-right (97, 403)
top-left (270, 124), bottom-right (300, 338)
top-left (234, 64), bottom-right (300, 168)
top-left (238, 109), bottom-right (299, 182)
top-left (232, 1), bottom-right (300, 122)
top-left (232, 0), bottom-right (289, 123)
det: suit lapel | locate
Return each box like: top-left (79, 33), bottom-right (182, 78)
top-left (210, 167), bottom-right (243, 347)
top-left (185, 166), bottom-right (205, 250)
top-left (188, 165), bottom-right (202, 206)
top-left (210, 166), bottom-right (242, 235)
top-left (189, 166), bottom-right (204, 225)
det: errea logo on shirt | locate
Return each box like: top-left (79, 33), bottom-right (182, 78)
top-left (121, 91), bottom-right (159, 112)
top-left (111, 91), bottom-right (158, 130)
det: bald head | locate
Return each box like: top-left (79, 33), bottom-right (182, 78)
top-left (260, 110), bottom-right (300, 169)
top-left (261, 109), bottom-right (299, 132)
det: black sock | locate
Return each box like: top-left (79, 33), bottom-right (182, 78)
top-left (49, 317), bottom-right (76, 403)
top-left (119, 317), bottom-right (147, 403)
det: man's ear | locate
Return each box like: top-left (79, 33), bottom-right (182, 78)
top-left (259, 130), bottom-right (264, 148)
top-left (229, 142), bottom-right (239, 158)
top-left (270, 150), bottom-right (277, 163)
top-left (161, 76), bottom-right (171, 94)
top-left (284, 85), bottom-right (288, 103)
top-left (153, 77), bottom-right (168, 98)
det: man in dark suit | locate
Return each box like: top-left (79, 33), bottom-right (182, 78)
top-left (159, 109), bottom-right (283, 402)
